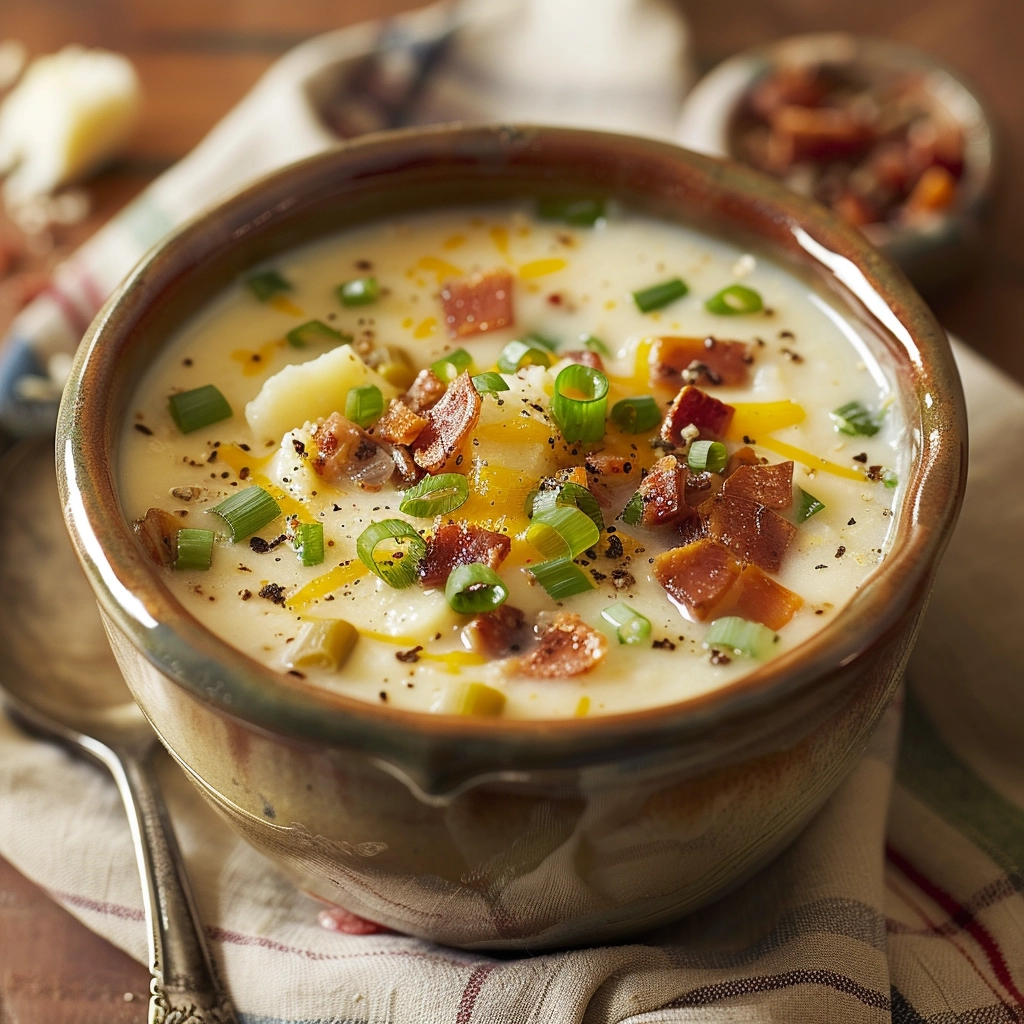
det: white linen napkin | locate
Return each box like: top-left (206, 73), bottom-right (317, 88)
top-left (0, 3), bottom-right (1022, 1020)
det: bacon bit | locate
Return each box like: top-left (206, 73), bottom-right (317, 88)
top-left (636, 455), bottom-right (693, 526)
top-left (770, 104), bottom-right (874, 164)
top-left (386, 442), bottom-right (424, 488)
top-left (311, 413), bottom-right (394, 491)
top-left (684, 470), bottom-right (723, 509)
top-left (725, 446), bottom-right (760, 477)
top-left (650, 336), bottom-right (752, 389)
top-left (723, 461), bottom-right (794, 509)
top-left (563, 349), bottom-right (605, 371)
top-left (700, 492), bottom-right (797, 573)
top-left (135, 508), bottom-right (180, 566)
top-left (418, 522), bottom-right (511, 588)
top-left (518, 613), bottom-right (607, 679)
top-left (904, 165), bottom-right (957, 217)
top-left (440, 269), bottom-right (514, 338)
top-left (402, 368), bottom-right (446, 413)
top-left (733, 564), bottom-right (803, 630)
top-left (653, 539), bottom-right (742, 621)
top-left (461, 605), bottom-right (527, 657)
top-left (376, 398), bottom-right (428, 446)
top-left (661, 385), bottom-right (735, 444)
top-left (411, 372), bottom-right (482, 473)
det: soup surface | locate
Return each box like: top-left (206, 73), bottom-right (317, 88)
top-left (119, 202), bottom-right (905, 718)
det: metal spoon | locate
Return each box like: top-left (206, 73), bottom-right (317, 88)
top-left (0, 438), bottom-right (239, 1024)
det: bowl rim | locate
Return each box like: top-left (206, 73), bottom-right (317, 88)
top-left (57, 123), bottom-right (967, 791)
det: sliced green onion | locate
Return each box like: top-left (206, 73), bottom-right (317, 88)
top-left (356, 520), bottom-right (426, 588)
top-left (497, 339), bottom-right (551, 373)
top-left (527, 505), bottom-right (601, 559)
top-left (621, 491), bottom-right (643, 526)
top-left (687, 440), bottom-right (728, 474)
top-left (536, 197), bottom-right (606, 226)
top-left (293, 522), bottom-right (325, 566)
top-left (705, 616), bottom-right (778, 658)
top-left (431, 348), bottom-right (472, 382)
top-left (611, 395), bottom-right (661, 434)
top-left (554, 481), bottom-right (605, 532)
top-left (168, 384), bottom-right (233, 434)
top-left (429, 680), bottom-right (506, 716)
top-left (345, 384), bottom-right (384, 428)
top-left (551, 363), bottom-right (609, 443)
top-left (830, 400), bottom-right (883, 437)
top-left (882, 469), bottom-right (898, 489)
top-left (399, 473), bottom-right (470, 517)
top-left (445, 563), bottom-right (509, 614)
top-left (529, 558), bottom-right (594, 600)
top-left (286, 319), bottom-right (346, 348)
top-left (705, 284), bottom-right (764, 315)
top-left (796, 487), bottom-right (826, 524)
top-left (207, 485), bottom-right (281, 541)
top-left (526, 331), bottom-right (559, 352)
top-left (286, 619), bottom-right (358, 671)
top-left (174, 528), bottom-right (214, 571)
top-left (245, 269), bottom-right (291, 301)
top-left (337, 276), bottom-right (379, 307)
top-left (632, 277), bottom-right (688, 313)
top-left (601, 602), bottom-right (651, 645)
top-left (580, 333), bottom-right (611, 356)
top-left (472, 372), bottom-right (510, 396)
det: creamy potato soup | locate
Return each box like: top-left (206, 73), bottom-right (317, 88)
top-left (120, 201), bottom-right (905, 719)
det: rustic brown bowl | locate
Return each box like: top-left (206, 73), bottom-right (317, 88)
top-left (57, 124), bottom-right (966, 950)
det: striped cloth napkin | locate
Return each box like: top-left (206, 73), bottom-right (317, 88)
top-left (1, 2), bottom-right (1022, 1021)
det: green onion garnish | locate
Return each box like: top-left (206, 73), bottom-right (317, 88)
top-left (526, 331), bottom-right (559, 352)
top-left (168, 384), bottom-right (233, 434)
top-left (293, 522), bottom-right (325, 567)
top-left (497, 339), bottom-right (551, 373)
top-left (601, 602), bottom-right (651, 645)
top-left (830, 400), bottom-right (884, 437)
top-left (286, 319), bottom-right (346, 348)
top-left (399, 473), bottom-right (470, 518)
top-left (431, 348), bottom-right (472, 383)
top-left (445, 563), bottom-right (509, 614)
top-left (245, 270), bottom-right (291, 301)
top-left (356, 520), bottom-right (426, 588)
top-left (632, 277), bottom-right (689, 313)
top-left (550, 363), bottom-right (609, 443)
top-left (882, 469), bottom-right (898, 489)
top-left (687, 440), bottom-right (728, 474)
top-left (536, 197), bottom-right (606, 226)
top-left (796, 487), bottom-right (825, 524)
top-left (705, 616), bottom-right (778, 658)
top-left (345, 384), bottom-right (384, 428)
top-left (174, 528), bottom-right (214, 571)
top-left (621, 491), bottom-right (643, 526)
top-left (527, 505), bottom-right (601, 559)
top-left (580, 334), bottom-right (611, 356)
top-left (286, 619), bottom-right (358, 671)
top-left (554, 481), bottom-right (605, 533)
top-left (529, 558), bottom-right (594, 600)
top-left (704, 284), bottom-right (764, 315)
top-left (611, 395), bottom-right (661, 434)
top-left (207, 485), bottom-right (281, 541)
top-left (337, 276), bottom-right (379, 307)
top-left (472, 372), bottom-right (510, 396)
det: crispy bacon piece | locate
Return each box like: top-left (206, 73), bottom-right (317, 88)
top-left (440, 269), bottom-right (514, 338)
top-left (376, 399), bottom-right (428, 446)
top-left (654, 539), bottom-right (742, 622)
top-left (661, 385), bottom-right (734, 444)
top-left (635, 455), bottom-right (693, 526)
top-left (402, 368), bottom-right (446, 413)
top-left (311, 413), bottom-right (394, 490)
top-left (700, 492), bottom-right (796, 573)
top-left (382, 440), bottom-right (424, 489)
top-left (461, 605), bottom-right (527, 658)
top-left (650, 336), bottom-right (752, 390)
top-left (725, 445), bottom-right (760, 477)
top-left (518, 612), bottom-right (607, 679)
top-left (684, 470), bottom-right (723, 509)
top-left (733, 564), bottom-right (803, 630)
top-left (135, 508), bottom-right (180, 566)
top-left (749, 64), bottom-right (830, 119)
top-left (904, 165), bottom-right (957, 218)
top-left (769, 105), bottom-right (875, 166)
top-left (411, 371), bottom-right (482, 473)
top-left (418, 522), bottom-right (511, 589)
top-left (564, 349), bottom-right (605, 371)
top-left (723, 461), bottom-right (794, 510)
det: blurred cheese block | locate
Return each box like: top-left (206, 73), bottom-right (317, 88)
top-left (0, 45), bottom-right (140, 204)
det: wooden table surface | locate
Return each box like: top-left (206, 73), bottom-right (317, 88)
top-left (0, 0), bottom-right (1021, 1018)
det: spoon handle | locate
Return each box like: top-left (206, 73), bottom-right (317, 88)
top-left (109, 748), bottom-right (240, 1024)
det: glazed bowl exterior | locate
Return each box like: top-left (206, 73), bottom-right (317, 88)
top-left (57, 125), bottom-right (966, 950)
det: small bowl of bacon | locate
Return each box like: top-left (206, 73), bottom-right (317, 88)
top-left (676, 33), bottom-right (995, 291)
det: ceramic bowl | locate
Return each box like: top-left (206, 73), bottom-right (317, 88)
top-left (676, 33), bottom-right (995, 294)
top-left (57, 125), bottom-right (966, 950)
